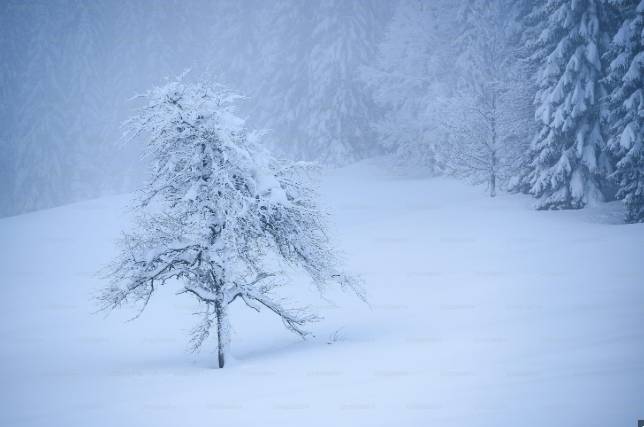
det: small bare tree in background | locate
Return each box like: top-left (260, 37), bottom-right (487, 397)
top-left (99, 77), bottom-right (361, 368)
top-left (438, 0), bottom-right (533, 197)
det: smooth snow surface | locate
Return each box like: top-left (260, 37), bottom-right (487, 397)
top-left (1, 159), bottom-right (643, 426)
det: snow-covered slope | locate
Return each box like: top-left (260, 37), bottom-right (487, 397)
top-left (1, 159), bottom-right (643, 426)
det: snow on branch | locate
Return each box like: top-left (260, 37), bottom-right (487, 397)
top-left (99, 77), bottom-right (361, 367)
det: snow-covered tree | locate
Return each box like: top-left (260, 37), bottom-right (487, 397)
top-left (301, 0), bottom-right (386, 164)
top-left (364, 0), bottom-right (456, 174)
top-left (99, 78), bottom-right (360, 368)
top-left (365, 0), bottom-right (533, 185)
top-left (525, 0), bottom-right (613, 209)
top-left (246, 0), bottom-right (389, 165)
top-left (606, 0), bottom-right (644, 223)
top-left (440, 0), bottom-right (534, 197)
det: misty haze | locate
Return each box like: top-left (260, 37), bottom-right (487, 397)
top-left (0, 1), bottom-right (643, 426)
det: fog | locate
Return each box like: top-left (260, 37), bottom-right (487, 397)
top-left (0, 1), bottom-right (643, 426)
top-left (1, 0), bottom-right (393, 217)
top-left (4, 1), bottom-right (640, 220)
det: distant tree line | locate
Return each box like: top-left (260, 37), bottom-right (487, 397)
top-left (367, 0), bottom-right (643, 223)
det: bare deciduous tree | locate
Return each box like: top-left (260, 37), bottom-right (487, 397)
top-left (438, 0), bottom-right (533, 197)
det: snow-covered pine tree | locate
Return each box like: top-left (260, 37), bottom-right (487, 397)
top-left (506, 0), bottom-right (546, 195)
top-left (237, 0), bottom-right (315, 158)
top-left (364, 0), bottom-right (455, 174)
top-left (606, 0), bottom-right (644, 223)
top-left (243, 0), bottom-right (389, 165)
top-left (99, 78), bottom-right (361, 368)
top-left (526, 0), bottom-right (613, 209)
top-left (301, 0), bottom-right (386, 164)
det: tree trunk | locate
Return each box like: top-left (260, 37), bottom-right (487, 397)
top-left (490, 92), bottom-right (497, 198)
top-left (209, 272), bottom-right (227, 369)
top-left (214, 298), bottom-right (225, 368)
top-left (490, 171), bottom-right (496, 197)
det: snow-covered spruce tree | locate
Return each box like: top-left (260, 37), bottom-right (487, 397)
top-left (363, 0), bottom-right (457, 174)
top-left (99, 78), bottom-right (360, 368)
top-left (300, 0), bottom-right (387, 164)
top-left (440, 0), bottom-right (534, 197)
top-left (240, 0), bottom-right (389, 165)
top-left (525, 0), bottom-right (613, 209)
top-left (505, 0), bottom-right (548, 195)
top-left (606, 0), bottom-right (644, 223)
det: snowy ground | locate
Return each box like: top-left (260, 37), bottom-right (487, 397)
top-left (1, 159), bottom-right (643, 427)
